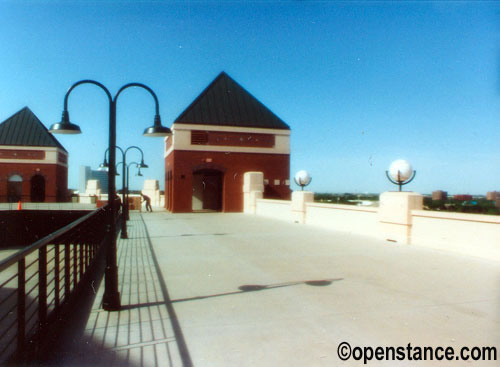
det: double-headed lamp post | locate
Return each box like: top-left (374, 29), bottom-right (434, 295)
top-left (100, 145), bottom-right (148, 238)
top-left (49, 80), bottom-right (171, 311)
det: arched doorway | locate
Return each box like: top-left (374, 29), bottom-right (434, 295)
top-left (7, 174), bottom-right (23, 202)
top-left (192, 169), bottom-right (223, 211)
top-left (30, 175), bottom-right (46, 202)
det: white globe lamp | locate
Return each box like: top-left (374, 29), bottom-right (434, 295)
top-left (386, 159), bottom-right (416, 191)
top-left (294, 170), bottom-right (312, 190)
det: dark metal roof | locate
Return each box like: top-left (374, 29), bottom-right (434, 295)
top-left (174, 72), bottom-right (290, 130)
top-left (0, 107), bottom-right (67, 152)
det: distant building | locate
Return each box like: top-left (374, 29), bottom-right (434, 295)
top-left (165, 72), bottom-right (291, 213)
top-left (0, 107), bottom-right (68, 202)
top-left (432, 190), bottom-right (448, 201)
top-left (79, 165), bottom-right (109, 194)
top-left (486, 191), bottom-right (498, 201)
top-left (453, 194), bottom-right (473, 201)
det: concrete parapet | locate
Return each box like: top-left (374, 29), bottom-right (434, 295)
top-left (243, 172), bottom-right (264, 194)
top-left (291, 191), bottom-right (314, 224)
top-left (85, 180), bottom-right (101, 197)
top-left (379, 191), bottom-right (423, 244)
top-left (243, 172), bottom-right (264, 214)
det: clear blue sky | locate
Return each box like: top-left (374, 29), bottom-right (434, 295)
top-left (0, 1), bottom-right (498, 195)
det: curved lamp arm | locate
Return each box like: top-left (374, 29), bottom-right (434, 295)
top-left (124, 146), bottom-right (145, 164)
top-left (63, 80), bottom-right (112, 111)
top-left (114, 83), bottom-right (160, 115)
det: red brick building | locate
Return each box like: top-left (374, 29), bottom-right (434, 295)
top-left (0, 107), bottom-right (68, 202)
top-left (165, 72), bottom-right (291, 212)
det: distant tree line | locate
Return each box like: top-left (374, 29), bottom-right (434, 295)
top-left (314, 193), bottom-right (379, 205)
top-left (424, 197), bottom-right (499, 215)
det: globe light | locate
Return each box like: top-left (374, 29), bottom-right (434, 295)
top-left (389, 159), bottom-right (413, 182)
top-left (294, 170), bottom-right (312, 190)
top-left (385, 159), bottom-right (416, 191)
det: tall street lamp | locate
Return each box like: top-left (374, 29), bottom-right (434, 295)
top-left (49, 80), bottom-right (171, 311)
top-left (100, 145), bottom-right (148, 238)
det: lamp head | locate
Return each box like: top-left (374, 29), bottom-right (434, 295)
top-left (389, 159), bottom-right (412, 183)
top-left (136, 168), bottom-right (143, 177)
top-left (143, 115), bottom-right (172, 137)
top-left (49, 110), bottom-right (82, 134)
top-left (139, 158), bottom-right (149, 169)
top-left (99, 157), bottom-right (109, 171)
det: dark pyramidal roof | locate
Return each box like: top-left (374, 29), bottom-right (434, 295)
top-left (0, 107), bottom-right (67, 152)
top-left (174, 72), bottom-right (290, 130)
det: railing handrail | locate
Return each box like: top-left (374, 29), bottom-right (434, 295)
top-left (0, 207), bottom-right (104, 272)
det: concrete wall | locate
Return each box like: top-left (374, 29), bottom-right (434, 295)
top-left (411, 210), bottom-right (500, 260)
top-left (305, 202), bottom-right (379, 236)
top-left (255, 199), bottom-right (292, 222)
top-left (243, 173), bottom-right (499, 261)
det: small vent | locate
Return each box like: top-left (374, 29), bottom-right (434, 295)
top-left (191, 131), bottom-right (208, 145)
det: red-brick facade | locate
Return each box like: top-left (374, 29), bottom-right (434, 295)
top-left (0, 107), bottom-right (69, 203)
top-left (165, 150), bottom-right (290, 212)
top-left (0, 160), bottom-right (68, 202)
top-left (165, 72), bottom-right (292, 213)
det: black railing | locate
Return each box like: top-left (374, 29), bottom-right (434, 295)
top-left (0, 205), bottom-right (119, 364)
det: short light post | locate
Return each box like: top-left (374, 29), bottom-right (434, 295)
top-left (293, 170), bottom-right (312, 190)
top-left (100, 145), bottom-right (148, 237)
top-left (385, 159), bottom-right (416, 192)
top-left (50, 80), bottom-right (172, 311)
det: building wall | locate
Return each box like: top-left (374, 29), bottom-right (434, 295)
top-left (0, 162), bottom-right (67, 202)
top-left (165, 150), bottom-right (290, 212)
top-left (0, 146), bottom-right (68, 202)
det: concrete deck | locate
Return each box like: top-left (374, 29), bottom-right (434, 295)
top-left (49, 211), bottom-right (499, 366)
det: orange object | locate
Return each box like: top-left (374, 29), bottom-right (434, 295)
top-left (17, 200), bottom-right (22, 210)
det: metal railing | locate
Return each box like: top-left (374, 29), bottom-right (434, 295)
top-left (0, 205), bottom-right (118, 364)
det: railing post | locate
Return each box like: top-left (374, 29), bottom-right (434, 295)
top-left (73, 244), bottom-right (78, 289)
top-left (64, 245), bottom-right (70, 297)
top-left (17, 259), bottom-right (25, 360)
top-left (79, 244), bottom-right (84, 281)
top-left (84, 244), bottom-right (88, 270)
top-left (54, 245), bottom-right (60, 311)
top-left (38, 247), bottom-right (47, 332)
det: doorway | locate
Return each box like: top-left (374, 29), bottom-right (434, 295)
top-left (7, 175), bottom-right (23, 202)
top-left (192, 169), bottom-right (223, 211)
top-left (30, 175), bottom-right (46, 202)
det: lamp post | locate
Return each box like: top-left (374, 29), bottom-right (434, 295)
top-left (101, 145), bottom-right (148, 237)
top-left (50, 80), bottom-right (171, 311)
top-left (125, 162), bottom-right (143, 209)
top-left (385, 159), bottom-right (416, 192)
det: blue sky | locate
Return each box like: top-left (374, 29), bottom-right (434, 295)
top-left (0, 0), bottom-right (498, 195)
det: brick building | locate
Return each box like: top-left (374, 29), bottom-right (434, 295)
top-left (165, 72), bottom-right (291, 212)
top-left (0, 107), bottom-right (68, 202)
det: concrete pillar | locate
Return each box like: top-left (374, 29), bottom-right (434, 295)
top-left (291, 191), bottom-right (314, 224)
top-left (378, 191), bottom-right (423, 244)
top-left (243, 172), bottom-right (264, 214)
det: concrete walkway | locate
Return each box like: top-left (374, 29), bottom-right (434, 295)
top-left (54, 211), bottom-right (499, 366)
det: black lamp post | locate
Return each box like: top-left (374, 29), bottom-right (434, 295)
top-left (101, 145), bottom-right (148, 237)
top-left (49, 80), bottom-right (171, 311)
top-left (126, 162), bottom-right (143, 209)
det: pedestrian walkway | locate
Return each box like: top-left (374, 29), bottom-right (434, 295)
top-left (50, 211), bottom-right (499, 366)
top-left (50, 213), bottom-right (186, 367)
